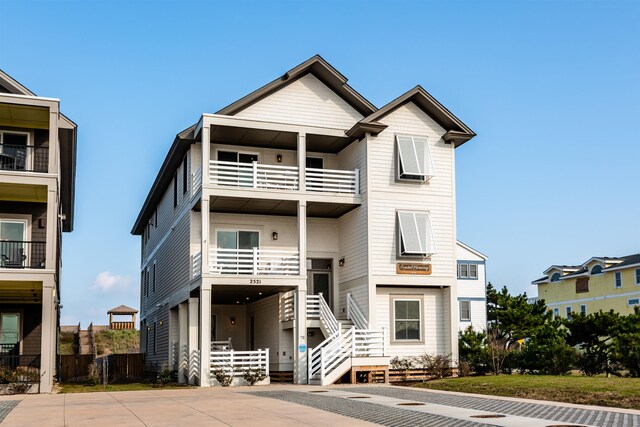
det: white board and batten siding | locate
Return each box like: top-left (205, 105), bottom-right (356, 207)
top-left (368, 102), bottom-right (456, 283)
top-left (235, 74), bottom-right (363, 129)
top-left (141, 148), bottom-right (194, 368)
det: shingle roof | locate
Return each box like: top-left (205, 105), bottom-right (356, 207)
top-left (603, 253), bottom-right (640, 270)
top-left (107, 305), bottom-right (138, 314)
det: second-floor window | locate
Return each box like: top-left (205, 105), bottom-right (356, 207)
top-left (395, 135), bottom-right (435, 182)
top-left (458, 263), bottom-right (478, 279)
top-left (636, 268), bottom-right (640, 285)
top-left (396, 211), bottom-right (436, 257)
top-left (614, 271), bottom-right (622, 288)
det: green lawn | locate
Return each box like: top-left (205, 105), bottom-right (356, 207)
top-left (414, 375), bottom-right (640, 410)
top-left (59, 382), bottom-right (192, 393)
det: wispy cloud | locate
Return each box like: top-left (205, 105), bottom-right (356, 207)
top-left (91, 271), bottom-right (133, 293)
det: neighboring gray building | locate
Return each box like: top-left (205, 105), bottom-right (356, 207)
top-left (132, 55), bottom-right (476, 386)
top-left (0, 70), bottom-right (77, 393)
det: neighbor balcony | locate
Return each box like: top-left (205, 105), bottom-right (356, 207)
top-left (0, 241), bottom-right (46, 269)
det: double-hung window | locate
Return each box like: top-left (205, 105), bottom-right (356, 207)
top-left (566, 306), bottom-right (572, 319)
top-left (614, 271), bottom-right (622, 288)
top-left (459, 300), bottom-right (471, 321)
top-left (393, 299), bottom-right (421, 340)
top-left (635, 268), bottom-right (640, 285)
top-left (580, 304), bottom-right (587, 315)
top-left (397, 211), bottom-right (436, 257)
top-left (396, 135), bottom-right (435, 181)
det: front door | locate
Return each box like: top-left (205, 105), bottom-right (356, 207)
top-left (312, 272), bottom-right (331, 308)
top-left (0, 313), bottom-right (20, 354)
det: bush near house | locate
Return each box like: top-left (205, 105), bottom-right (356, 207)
top-left (458, 283), bottom-right (640, 377)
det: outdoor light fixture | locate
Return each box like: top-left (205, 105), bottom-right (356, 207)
top-left (272, 232), bottom-right (278, 240)
top-left (339, 257), bottom-right (345, 267)
top-left (276, 154), bottom-right (283, 163)
top-left (230, 317), bottom-right (236, 326)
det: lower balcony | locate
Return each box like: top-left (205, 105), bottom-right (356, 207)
top-left (208, 248), bottom-right (300, 276)
top-left (0, 241), bottom-right (46, 269)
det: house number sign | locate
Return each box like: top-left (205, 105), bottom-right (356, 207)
top-left (396, 263), bottom-right (432, 275)
top-left (249, 279), bottom-right (262, 284)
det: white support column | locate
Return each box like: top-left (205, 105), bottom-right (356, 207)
top-left (198, 284), bottom-right (212, 386)
top-left (201, 196), bottom-right (210, 275)
top-left (293, 201), bottom-right (308, 383)
top-left (187, 297), bottom-right (199, 385)
top-left (201, 120), bottom-right (210, 187)
top-left (297, 133), bottom-right (306, 191)
top-left (45, 185), bottom-right (57, 269)
top-left (178, 302), bottom-right (188, 384)
top-left (293, 286), bottom-right (308, 384)
top-left (40, 279), bottom-right (56, 393)
top-left (47, 105), bottom-right (59, 174)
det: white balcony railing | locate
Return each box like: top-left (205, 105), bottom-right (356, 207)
top-left (210, 160), bottom-right (299, 190)
top-left (209, 248), bottom-right (299, 275)
top-left (306, 167), bottom-right (359, 194)
top-left (210, 349), bottom-right (269, 378)
top-left (207, 160), bottom-right (359, 195)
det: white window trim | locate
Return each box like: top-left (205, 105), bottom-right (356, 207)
top-left (566, 306), bottom-right (572, 318)
top-left (614, 271), bottom-right (622, 289)
top-left (628, 298), bottom-right (640, 307)
top-left (553, 308), bottom-right (559, 318)
top-left (395, 134), bottom-right (435, 182)
top-left (635, 268), bottom-right (640, 286)
top-left (214, 228), bottom-right (262, 249)
top-left (580, 304), bottom-right (587, 315)
top-left (0, 130), bottom-right (34, 171)
top-left (391, 297), bottom-right (423, 343)
top-left (215, 148), bottom-right (261, 164)
top-left (396, 211), bottom-right (437, 258)
top-left (0, 215), bottom-right (32, 267)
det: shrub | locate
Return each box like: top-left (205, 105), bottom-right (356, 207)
top-left (157, 365), bottom-right (172, 386)
top-left (212, 367), bottom-right (234, 387)
top-left (390, 356), bottom-right (415, 380)
top-left (459, 327), bottom-right (491, 375)
top-left (87, 361), bottom-right (102, 385)
top-left (457, 360), bottom-right (472, 377)
top-left (242, 367), bottom-right (267, 386)
top-left (415, 353), bottom-right (452, 379)
top-left (0, 367), bottom-right (18, 384)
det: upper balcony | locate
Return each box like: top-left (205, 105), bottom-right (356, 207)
top-left (207, 160), bottom-right (358, 195)
top-left (0, 142), bottom-right (49, 174)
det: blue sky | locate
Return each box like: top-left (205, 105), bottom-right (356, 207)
top-left (1, 0), bottom-right (638, 326)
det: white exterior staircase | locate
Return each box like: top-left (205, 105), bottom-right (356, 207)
top-left (307, 293), bottom-right (388, 385)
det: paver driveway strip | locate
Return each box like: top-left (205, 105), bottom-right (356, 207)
top-left (340, 385), bottom-right (640, 427)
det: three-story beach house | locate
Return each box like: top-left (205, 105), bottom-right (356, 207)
top-left (131, 56), bottom-right (476, 385)
top-left (0, 70), bottom-right (77, 393)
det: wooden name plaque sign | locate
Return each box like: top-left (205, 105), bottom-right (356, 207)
top-left (396, 263), bottom-right (432, 275)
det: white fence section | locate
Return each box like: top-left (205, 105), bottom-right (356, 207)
top-left (209, 160), bottom-right (299, 190)
top-left (352, 329), bottom-right (386, 357)
top-left (305, 167), bottom-right (359, 195)
top-left (306, 294), bottom-right (321, 319)
top-left (192, 251), bottom-right (202, 279)
top-left (210, 349), bottom-right (269, 377)
top-left (209, 248), bottom-right (299, 275)
top-left (192, 167), bottom-right (202, 196)
top-left (347, 293), bottom-right (368, 329)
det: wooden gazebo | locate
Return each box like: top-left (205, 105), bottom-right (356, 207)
top-left (108, 305), bottom-right (138, 330)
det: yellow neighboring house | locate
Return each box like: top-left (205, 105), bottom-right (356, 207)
top-left (533, 254), bottom-right (640, 318)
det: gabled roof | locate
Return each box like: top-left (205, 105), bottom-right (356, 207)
top-left (347, 85), bottom-right (476, 147)
top-left (456, 240), bottom-right (488, 260)
top-left (0, 69), bottom-right (36, 96)
top-left (534, 253), bottom-right (640, 285)
top-left (108, 305), bottom-right (138, 314)
top-left (532, 276), bottom-right (549, 284)
top-left (543, 265), bottom-right (581, 275)
top-left (603, 253), bottom-right (640, 271)
top-left (131, 124), bottom-right (195, 235)
top-left (217, 55), bottom-right (377, 118)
